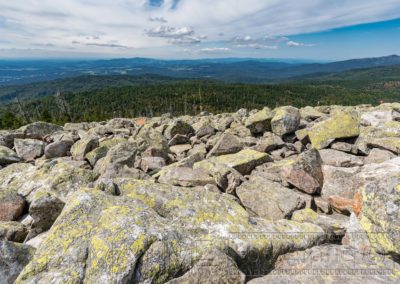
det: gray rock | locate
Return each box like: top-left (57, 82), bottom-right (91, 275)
top-left (364, 148), bottom-right (396, 164)
top-left (168, 134), bottom-right (189, 146)
top-left (207, 134), bottom-right (243, 157)
top-left (330, 141), bottom-right (358, 154)
top-left (245, 107), bottom-right (273, 134)
top-left (237, 177), bottom-right (308, 220)
top-left (254, 132), bottom-right (285, 153)
top-left (140, 157), bottom-right (166, 172)
top-left (71, 137), bottom-right (99, 160)
top-left (282, 149), bottom-right (324, 194)
top-left (321, 165), bottom-right (361, 199)
top-left (291, 209), bottom-right (349, 239)
top-left (158, 167), bottom-right (215, 187)
top-left (271, 106), bottom-right (300, 136)
top-left (0, 241), bottom-right (35, 284)
top-left (14, 138), bottom-right (45, 161)
top-left (342, 213), bottom-right (371, 252)
top-left (18, 122), bottom-right (63, 139)
top-left (27, 190), bottom-right (65, 240)
top-left (44, 140), bottom-right (74, 159)
top-left (164, 120), bottom-right (195, 140)
top-left (0, 145), bottom-right (21, 166)
top-left (319, 149), bottom-right (364, 167)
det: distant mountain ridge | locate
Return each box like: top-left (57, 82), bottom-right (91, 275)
top-left (0, 55), bottom-right (399, 86)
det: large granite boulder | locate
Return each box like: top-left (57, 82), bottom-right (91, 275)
top-left (14, 139), bottom-right (45, 161)
top-left (194, 149), bottom-right (271, 176)
top-left (18, 122), bottom-right (63, 139)
top-left (308, 111), bottom-right (360, 149)
top-left (271, 106), bottom-right (300, 136)
top-left (237, 176), bottom-right (309, 220)
top-left (16, 180), bottom-right (326, 283)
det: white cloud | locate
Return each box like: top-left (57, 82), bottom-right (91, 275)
top-left (0, 0), bottom-right (399, 57)
top-left (149, 16), bottom-right (168, 23)
top-left (199, 47), bottom-right (231, 53)
top-left (287, 40), bottom-right (315, 47)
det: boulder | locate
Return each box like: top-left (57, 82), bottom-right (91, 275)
top-left (319, 149), bottom-right (364, 167)
top-left (94, 142), bottom-right (139, 178)
top-left (342, 213), bottom-right (371, 252)
top-left (168, 134), bottom-right (189, 146)
top-left (291, 209), bottom-right (348, 239)
top-left (140, 157), bottom-right (166, 172)
top-left (164, 120), bottom-right (195, 140)
top-left (44, 140), bottom-right (74, 159)
top-left (0, 160), bottom-right (97, 203)
top-left (207, 134), bottom-right (243, 157)
top-left (248, 245), bottom-right (400, 284)
top-left (71, 137), bottom-right (99, 160)
top-left (64, 122), bottom-right (90, 131)
top-left (237, 176), bottom-right (308, 220)
top-left (245, 107), bottom-right (273, 134)
top-left (330, 141), bottom-right (358, 154)
top-left (0, 187), bottom-right (25, 221)
top-left (308, 111), bottom-right (360, 149)
top-left (14, 138), bottom-right (45, 161)
top-left (166, 249), bottom-right (246, 284)
top-left (195, 149), bottom-right (271, 176)
top-left (17, 180), bottom-right (325, 283)
top-left (0, 130), bottom-right (23, 148)
top-left (18, 122), bottom-right (63, 139)
top-left (364, 148), bottom-right (395, 164)
top-left (158, 167), bottom-right (215, 187)
top-left (282, 149), bottom-right (324, 194)
top-left (321, 165), bottom-right (361, 199)
top-left (0, 145), bottom-right (21, 166)
top-left (1, 241), bottom-right (35, 284)
top-left (299, 106), bottom-right (324, 121)
top-left (27, 190), bottom-right (65, 240)
top-left (356, 158), bottom-right (400, 258)
top-left (271, 106), bottom-right (300, 136)
top-left (253, 133), bottom-right (285, 153)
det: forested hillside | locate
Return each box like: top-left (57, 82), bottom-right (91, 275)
top-left (1, 72), bottom-right (400, 129)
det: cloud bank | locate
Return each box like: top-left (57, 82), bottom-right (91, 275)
top-left (0, 0), bottom-right (399, 58)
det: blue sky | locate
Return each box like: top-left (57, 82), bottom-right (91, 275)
top-left (0, 0), bottom-right (399, 60)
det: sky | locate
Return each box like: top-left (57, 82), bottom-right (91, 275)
top-left (0, 0), bottom-right (400, 60)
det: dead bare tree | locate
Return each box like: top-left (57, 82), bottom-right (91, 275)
top-left (15, 96), bottom-right (31, 123)
top-left (55, 89), bottom-right (73, 122)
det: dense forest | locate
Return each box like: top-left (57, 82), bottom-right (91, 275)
top-left (1, 69), bottom-right (400, 129)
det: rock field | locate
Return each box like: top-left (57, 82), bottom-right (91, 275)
top-left (1, 104), bottom-right (400, 283)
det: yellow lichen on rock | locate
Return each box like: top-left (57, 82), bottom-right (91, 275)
top-left (308, 111), bottom-right (360, 149)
